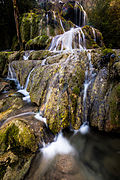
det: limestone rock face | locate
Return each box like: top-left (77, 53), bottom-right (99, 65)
top-left (10, 49), bottom-right (120, 134)
top-left (89, 52), bottom-right (120, 132)
top-left (12, 50), bottom-right (86, 133)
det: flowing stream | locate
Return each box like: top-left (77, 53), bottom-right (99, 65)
top-left (24, 130), bottom-right (120, 180)
top-left (17, 67), bottom-right (35, 102)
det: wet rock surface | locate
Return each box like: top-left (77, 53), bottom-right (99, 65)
top-left (0, 82), bottom-right (54, 180)
top-left (9, 49), bottom-right (120, 134)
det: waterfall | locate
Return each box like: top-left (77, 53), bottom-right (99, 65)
top-left (83, 52), bottom-right (94, 121)
top-left (18, 67), bottom-right (35, 102)
top-left (46, 14), bottom-right (49, 36)
top-left (74, 2), bottom-right (87, 27)
top-left (41, 132), bottom-right (75, 159)
top-left (7, 63), bottom-right (20, 89)
top-left (92, 27), bottom-right (96, 42)
top-left (60, 18), bottom-right (65, 33)
top-left (7, 64), bottom-right (16, 80)
top-left (49, 27), bottom-right (86, 51)
top-left (23, 50), bottom-right (33, 60)
top-left (35, 112), bottom-right (47, 125)
top-left (80, 51), bottom-right (96, 133)
top-left (80, 5), bottom-right (87, 26)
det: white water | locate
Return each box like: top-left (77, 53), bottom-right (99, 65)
top-left (74, 2), bottom-right (87, 27)
top-left (7, 64), bottom-right (17, 81)
top-left (83, 52), bottom-right (95, 124)
top-left (2, 112), bottom-right (35, 126)
top-left (23, 51), bottom-right (33, 60)
top-left (83, 52), bottom-right (93, 103)
top-left (74, 52), bottom-right (95, 135)
top-left (60, 18), bottom-right (65, 33)
top-left (41, 132), bottom-right (75, 159)
top-left (41, 59), bottom-right (46, 66)
top-left (92, 27), bottom-right (96, 42)
top-left (34, 112), bottom-right (47, 125)
top-left (74, 121), bottom-right (89, 135)
top-left (80, 4), bottom-right (87, 26)
top-left (46, 14), bottom-right (49, 36)
top-left (18, 68), bottom-right (35, 102)
top-left (7, 64), bottom-right (21, 89)
top-left (49, 27), bottom-right (86, 51)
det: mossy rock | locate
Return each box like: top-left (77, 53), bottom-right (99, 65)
top-left (102, 48), bottom-right (115, 56)
top-left (108, 83), bottom-right (120, 128)
top-left (0, 118), bottom-right (38, 154)
top-left (0, 95), bottom-right (25, 124)
top-left (20, 12), bottom-right (42, 43)
top-left (25, 35), bottom-right (50, 50)
top-left (82, 25), bottom-right (104, 49)
top-left (0, 118), bottom-right (37, 180)
top-left (29, 50), bottom-right (52, 60)
top-left (11, 60), bottom-right (41, 87)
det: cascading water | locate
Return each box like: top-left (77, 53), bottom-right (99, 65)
top-left (80, 4), bottom-right (87, 26)
top-left (18, 67), bottom-right (35, 102)
top-left (23, 50), bottom-right (33, 60)
top-left (79, 52), bottom-right (94, 134)
top-left (7, 64), bottom-right (16, 80)
top-left (46, 14), bottom-right (49, 36)
top-left (41, 132), bottom-right (75, 159)
top-left (49, 27), bottom-right (86, 51)
top-left (7, 63), bottom-right (20, 89)
top-left (74, 2), bottom-right (87, 27)
top-left (60, 18), bottom-right (65, 33)
top-left (92, 27), bottom-right (96, 42)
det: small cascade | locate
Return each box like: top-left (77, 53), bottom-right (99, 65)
top-left (7, 63), bottom-right (20, 89)
top-left (80, 4), bottom-right (87, 26)
top-left (18, 68), bottom-right (35, 102)
top-left (23, 51), bottom-right (33, 60)
top-left (74, 2), bottom-right (87, 27)
top-left (41, 132), bottom-right (75, 159)
top-left (80, 51), bottom-right (96, 134)
top-left (74, 51), bottom-right (96, 135)
top-left (46, 14), bottom-right (49, 36)
top-left (49, 27), bottom-right (86, 51)
top-left (92, 27), bottom-right (96, 42)
top-left (7, 64), bottom-right (16, 80)
top-left (59, 18), bottom-right (65, 33)
top-left (83, 52), bottom-right (94, 122)
top-left (35, 112), bottom-right (47, 125)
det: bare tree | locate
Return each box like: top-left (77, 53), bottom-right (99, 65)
top-left (12, 0), bottom-right (22, 49)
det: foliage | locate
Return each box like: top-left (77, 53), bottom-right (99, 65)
top-left (88, 0), bottom-right (120, 48)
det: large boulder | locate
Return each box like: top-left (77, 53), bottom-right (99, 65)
top-left (0, 115), bottom-right (54, 180)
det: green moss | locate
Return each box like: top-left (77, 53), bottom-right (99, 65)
top-left (102, 48), bottom-right (115, 56)
top-left (25, 35), bottom-right (49, 50)
top-left (73, 86), bottom-right (80, 95)
top-left (0, 120), bottom-right (38, 154)
top-left (109, 83), bottom-right (120, 126)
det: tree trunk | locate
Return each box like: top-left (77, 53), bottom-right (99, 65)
top-left (12, 0), bottom-right (22, 49)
